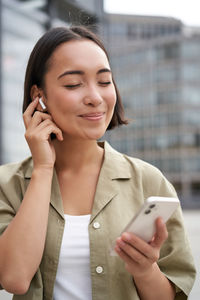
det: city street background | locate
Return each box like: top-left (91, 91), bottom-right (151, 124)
top-left (0, 209), bottom-right (199, 300)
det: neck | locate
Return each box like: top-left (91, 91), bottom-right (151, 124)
top-left (53, 138), bottom-right (104, 172)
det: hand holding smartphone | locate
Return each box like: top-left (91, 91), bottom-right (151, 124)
top-left (110, 196), bottom-right (179, 256)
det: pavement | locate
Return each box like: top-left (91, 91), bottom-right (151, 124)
top-left (0, 210), bottom-right (199, 300)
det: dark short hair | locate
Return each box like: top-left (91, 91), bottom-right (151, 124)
top-left (23, 26), bottom-right (128, 130)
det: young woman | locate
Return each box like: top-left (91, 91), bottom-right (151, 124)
top-left (0, 26), bottom-right (196, 300)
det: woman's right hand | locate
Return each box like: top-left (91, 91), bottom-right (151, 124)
top-left (23, 97), bottom-right (63, 170)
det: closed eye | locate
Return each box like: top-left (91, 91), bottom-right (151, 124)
top-left (64, 84), bottom-right (81, 89)
top-left (99, 81), bottom-right (111, 86)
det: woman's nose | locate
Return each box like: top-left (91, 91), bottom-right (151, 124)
top-left (83, 87), bottom-right (103, 106)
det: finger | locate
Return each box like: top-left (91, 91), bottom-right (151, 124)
top-left (30, 117), bottom-right (53, 130)
top-left (116, 236), bottom-right (147, 264)
top-left (115, 244), bottom-right (135, 266)
top-left (46, 124), bottom-right (63, 141)
top-left (121, 232), bottom-right (161, 262)
top-left (115, 245), bottom-right (141, 275)
top-left (35, 119), bottom-right (63, 141)
top-left (23, 98), bottom-right (39, 128)
top-left (121, 232), bottom-right (152, 256)
top-left (34, 122), bottom-right (63, 142)
top-left (150, 218), bottom-right (168, 248)
top-left (27, 111), bottom-right (52, 130)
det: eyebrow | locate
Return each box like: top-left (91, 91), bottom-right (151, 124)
top-left (97, 68), bottom-right (111, 74)
top-left (57, 68), bottom-right (111, 80)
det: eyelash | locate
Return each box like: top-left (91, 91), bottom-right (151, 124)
top-left (64, 81), bottom-right (111, 89)
top-left (99, 81), bottom-right (111, 86)
top-left (64, 84), bottom-right (81, 89)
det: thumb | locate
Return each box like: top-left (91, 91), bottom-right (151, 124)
top-left (150, 218), bottom-right (168, 248)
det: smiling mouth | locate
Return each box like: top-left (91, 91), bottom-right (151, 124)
top-left (79, 112), bottom-right (105, 120)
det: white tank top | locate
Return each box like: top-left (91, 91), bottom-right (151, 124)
top-left (53, 214), bottom-right (92, 300)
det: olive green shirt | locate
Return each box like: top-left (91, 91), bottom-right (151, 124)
top-left (0, 142), bottom-right (196, 300)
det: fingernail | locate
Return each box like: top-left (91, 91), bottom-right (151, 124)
top-left (123, 232), bottom-right (132, 241)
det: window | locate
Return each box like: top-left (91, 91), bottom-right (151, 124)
top-left (182, 41), bottom-right (200, 59)
top-left (182, 63), bottom-right (200, 81)
top-left (156, 43), bottom-right (180, 61)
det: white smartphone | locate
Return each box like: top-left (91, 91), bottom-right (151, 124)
top-left (110, 196), bottom-right (179, 256)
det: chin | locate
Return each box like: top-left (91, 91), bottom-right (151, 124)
top-left (83, 129), bottom-right (106, 141)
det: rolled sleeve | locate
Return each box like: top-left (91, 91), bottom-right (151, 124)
top-left (158, 205), bottom-right (196, 299)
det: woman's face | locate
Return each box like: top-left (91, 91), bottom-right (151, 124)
top-left (43, 39), bottom-right (116, 141)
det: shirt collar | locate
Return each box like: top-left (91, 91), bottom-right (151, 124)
top-left (98, 141), bottom-right (132, 180)
top-left (90, 141), bottom-right (132, 222)
top-left (24, 141), bottom-right (132, 180)
top-left (23, 141), bottom-right (132, 220)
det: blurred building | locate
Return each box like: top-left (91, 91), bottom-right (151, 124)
top-left (0, 0), bottom-right (46, 163)
top-left (103, 14), bottom-right (200, 208)
top-left (0, 0), bottom-right (97, 164)
top-left (0, 0), bottom-right (200, 208)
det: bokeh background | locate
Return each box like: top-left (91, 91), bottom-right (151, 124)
top-left (0, 0), bottom-right (199, 298)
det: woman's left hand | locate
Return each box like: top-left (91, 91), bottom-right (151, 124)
top-left (115, 217), bottom-right (168, 279)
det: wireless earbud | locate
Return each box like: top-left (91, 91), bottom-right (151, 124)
top-left (39, 97), bottom-right (47, 111)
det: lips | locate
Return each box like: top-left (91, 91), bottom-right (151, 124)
top-left (80, 112), bottom-right (104, 117)
top-left (79, 112), bottom-right (105, 120)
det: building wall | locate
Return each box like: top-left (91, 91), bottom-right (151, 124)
top-left (0, 0), bottom-right (98, 164)
top-left (0, 0), bottom-right (96, 163)
top-left (1, 0), bottom-right (46, 163)
top-left (102, 16), bottom-right (200, 207)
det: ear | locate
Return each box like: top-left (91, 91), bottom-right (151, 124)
top-left (30, 85), bottom-right (47, 112)
top-left (30, 84), bottom-right (40, 101)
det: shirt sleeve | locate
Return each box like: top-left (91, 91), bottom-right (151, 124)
top-left (0, 193), bottom-right (16, 234)
top-left (0, 188), bottom-right (16, 290)
top-left (0, 165), bottom-right (23, 290)
top-left (156, 175), bottom-right (196, 299)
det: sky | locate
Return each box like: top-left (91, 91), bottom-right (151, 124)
top-left (104, 0), bottom-right (200, 27)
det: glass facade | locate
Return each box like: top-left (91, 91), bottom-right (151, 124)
top-left (1, 1), bottom-right (45, 163)
top-left (0, 0), bottom-right (96, 163)
top-left (103, 15), bottom-right (200, 207)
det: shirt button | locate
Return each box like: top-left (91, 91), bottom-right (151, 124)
top-left (96, 266), bottom-right (103, 274)
top-left (93, 222), bottom-right (100, 229)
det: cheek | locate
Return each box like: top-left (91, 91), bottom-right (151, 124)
top-left (48, 90), bottom-right (78, 113)
top-left (106, 88), bottom-right (117, 108)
